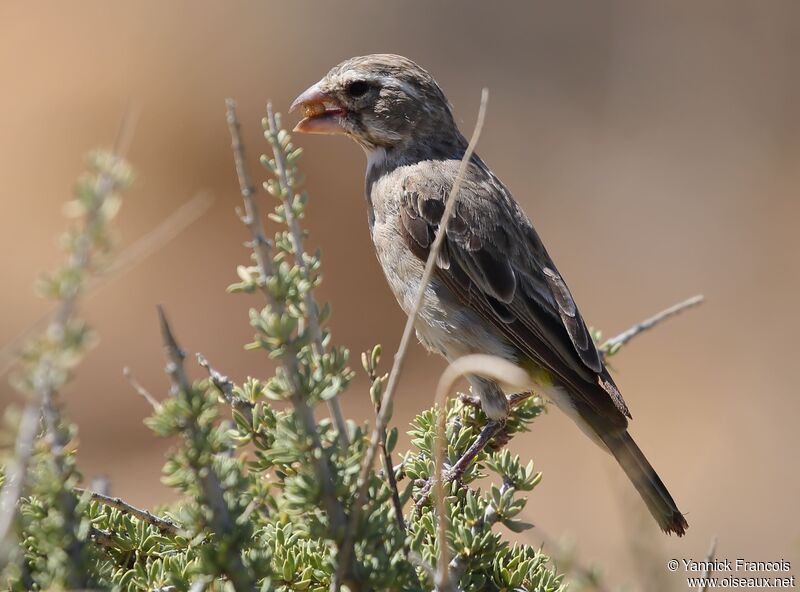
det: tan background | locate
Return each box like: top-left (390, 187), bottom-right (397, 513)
top-left (1, 1), bottom-right (798, 588)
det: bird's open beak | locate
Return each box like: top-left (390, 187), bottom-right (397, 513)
top-left (290, 82), bottom-right (346, 135)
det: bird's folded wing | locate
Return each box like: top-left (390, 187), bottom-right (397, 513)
top-left (398, 159), bottom-right (630, 424)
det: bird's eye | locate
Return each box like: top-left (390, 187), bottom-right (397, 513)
top-left (346, 80), bottom-right (370, 98)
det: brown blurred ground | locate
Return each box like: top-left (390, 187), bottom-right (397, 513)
top-left (1, 1), bottom-right (798, 588)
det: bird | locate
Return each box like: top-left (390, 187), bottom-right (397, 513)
top-left (290, 54), bottom-right (688, 536)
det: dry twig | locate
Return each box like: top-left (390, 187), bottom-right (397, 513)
top-left (75, 487), bottom-right (180, 535)
top-left (123, 367), bottom-right (161, 410)
top-left (600, 294), bottom-right (704, 356)
top-left (333, 88), bottom-right (490, 592)
top-left (698, 536), bottom-right (719, 592)
top-left (196, 353), bottom-right (254, 424)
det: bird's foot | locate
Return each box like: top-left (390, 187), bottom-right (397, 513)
top-left (413, 419), bottom-right (505, 509)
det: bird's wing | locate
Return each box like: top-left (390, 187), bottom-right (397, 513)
top-left (398, 158), bottom-right (630, 424)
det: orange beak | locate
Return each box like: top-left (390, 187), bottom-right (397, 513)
top-left (290, 82), bottom-right (346, 135)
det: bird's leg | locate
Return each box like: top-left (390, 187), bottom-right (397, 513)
top-left (445, 418), bottom-right (505, 482)
top-left (414, 418), bottom-right (505, 508)
top-left (415, 382), bottom-right (525, 507)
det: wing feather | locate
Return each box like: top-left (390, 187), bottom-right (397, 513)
top-left (397, 160), bottom-right (631, 423)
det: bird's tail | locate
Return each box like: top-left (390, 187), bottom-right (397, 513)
top-left (604, 431), bottom-right (688, 536)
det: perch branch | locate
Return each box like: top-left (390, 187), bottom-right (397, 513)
top-left (600, 294), bottom-right (704, 356)
top-left (75, 487), bottom-right (180, 535)
top-left (333, 88), bottom-right (489, 592)
top-left (265, 102), bottom-right (349, 446)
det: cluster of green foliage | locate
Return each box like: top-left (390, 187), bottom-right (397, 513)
top-left (0, 106), bottom-right (566, 591)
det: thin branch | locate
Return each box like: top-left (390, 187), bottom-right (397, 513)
top-left (156, 307), bottom-right (253, 592)
top-left (600, 294), bottom-right (704, 356)
top-left (123, 367), bottom-right (160, 410)
top-left (698, 536), bottom-right (718, 592)
top-left (334, 88), bottom-right (489, 592)
top-left (75, 487), bottom-right (180, 536)
top-left (265, 102), bottom-right (349, 446)
top-left (363, 352), bottom-right (406, 534)
top-left (225, 99), bottom-right (278, 298)
top-left (0, 404), bottom-right (40, 552)
top-left (225, 100), bottom-right (345, 535)
top-left (196, 353), bottom-right (253, 424)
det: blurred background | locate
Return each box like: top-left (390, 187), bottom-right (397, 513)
top-left (1, 1), bottom-right (798, 588)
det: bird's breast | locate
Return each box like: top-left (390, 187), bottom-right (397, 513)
top-left (367, 175), bottom-right (514, 363)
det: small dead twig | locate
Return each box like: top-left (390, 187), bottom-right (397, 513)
top-left (363, 351), bottom-right (406, 534)
top-left (196, 353), bottom-right (254, 424)
top-left (75, 487), bottom-right (180, 536)
top-left (123, 367), bottom-right (160, 410)
top-left (698, 536), bottom-right (719, 592)
top-left (334, 88), bottom-right (490, 592)
top-left (600, 294), bottom-right (704, 356)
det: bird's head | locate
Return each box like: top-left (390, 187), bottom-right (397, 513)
top-left (290, 54), bottom-right (458, 152)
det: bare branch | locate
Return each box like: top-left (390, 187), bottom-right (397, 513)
top-left (224, 99), bottom-right (277, 298)
top-left (265, 102), bottom-right (349, 445)
top-left (123, 367), bottom-right (160, 410)
top-left (600, 294), bottom-right (704, 356)
top-left (362, 350), bottom-right (405, 534)
top-left (698, 536), bottom-right (719, 592)
top-left (196, 353), bottom-right (253, 424)
top-left (334, 88), bottom-right (489, 592)
top-left (75, 487), bottom-right (180, 536)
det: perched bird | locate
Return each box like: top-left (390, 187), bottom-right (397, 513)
top-left (291, 54), bottom-right (688, 536)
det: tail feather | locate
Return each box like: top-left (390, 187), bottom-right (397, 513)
top-left (605, 431), bottom-right (688, 536)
